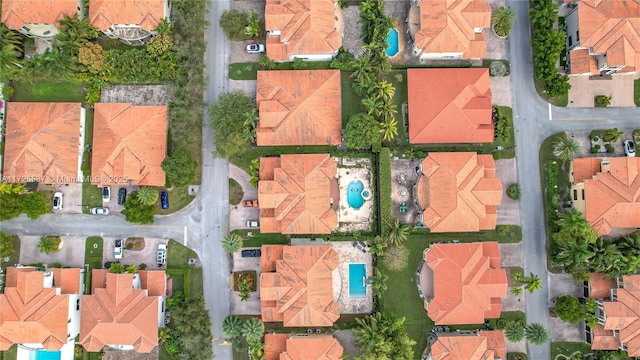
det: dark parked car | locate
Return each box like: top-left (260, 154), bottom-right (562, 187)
top-left (118, 188), bottom-right (127, 205)
top-left (103, 261), bottom-right (119, 269)
top-left (241, 249), bottom-right (262, 257)
top-left (161, 191), bottom-right (169, 209)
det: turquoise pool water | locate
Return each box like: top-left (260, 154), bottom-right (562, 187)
top-left (347, 180), bottom-right (364, 209)
top-left (349, 263), bottom-right (366, 298)
top-left (385, 28), bottom-right (399, 57)
top-left (31, 350), bottom-right (61, 360)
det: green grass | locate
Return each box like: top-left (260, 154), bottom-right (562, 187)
top-left (232, 229), bottom-right (289, 247)
top-left (154, 185), bottom-right (195, 215)
top-left (274, 61), bottom-right (332, 71)
top-left (230, 145), bottom-right (334, 171)
top-left (381, 70), bottom-right (409, 146)
top-left (534, 78), bottom-right (569, 107)
top-left (550, 342), bottom-right (593, 359)
top-left (170, 273), bottom-right (185, 293)
top-left (167, 239), bottom-right (198, 269)
top-left (229, 62), bottom-right (258, 80)
top-left (340, 71), bottom-right (363, 128)
top-left (190, 267), bottom-right (203, 297)
top-left (1, 345), bottom-right (17, 360)
top-left (635, 79), bottom-right (640, 107)
top-left (166, 240), bottom-right (203, 298)
top-left (229, 178), bottom-right (244, 205)
top-left (408, 225), bottom-right (522, 244)
top-left (12, 81), bottom-right (86, 103)
top-left (1, 235), bottom-right (20, 272)
top-left (84, 237), bottom-right (104, 293)
top-left (81, 183), bottom-right (103, 214)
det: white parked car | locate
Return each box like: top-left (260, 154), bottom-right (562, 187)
top-left (53, 192), bottom-right (64, 210)
top-left (157, 244), bottom-right (167, 267)
top-left (624, 140), bottom-right (636, 157)
top-left (102, 186), bottom-right (111, 202)
top-left (246, 220), bottom-right (260, 228)
top-left (246, 44), bottom-right (265, 54)
top-left (114, 239), bottom-right (123, 260)
top-left (90, 207), bottom-right (110, 215)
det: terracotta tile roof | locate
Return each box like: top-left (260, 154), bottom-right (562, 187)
top-left (590, 324), bottom-right (620, 350)
top-left (429, 331), bottom-right (505, 360)
top-left (588, 273), bottom-right (616, 299)
top-left (4, 102), bottom-right (81, 184)
top-left (92, 103), bottom-right (167, 186)
top-left (407, 69), bottom-right (493, 144)
top-left (265, 333), bottom-right (344, 360)
top-left (80, 272), bottom-right (159, 353)
top-left (568, 0), bottom-right (640, 73)
top-left (569, 48), bottom-right (601, 74)
top-left (4, 267), bottom-right (36, 287)
top-left (0, 269), bottom-right (72, 351)
top-left (416, 152), bottom-right (502, 232)
top-left (413, 0), bottom-right (490, 58)
top-left (138, 270), bottom-right (166, 297)
top-left (88, 0), bottom-right (166, 31)
top-left (258, 154), bottom-right (338, 234)
top-left (260, 245), bottom-right (340, 327)
top-left (596, 275), bottom-right (640, 356)
top-left (256, 70), bottom-right (342, 146)
top-left (577, 157), bottom-right (640, 235)
top-left (264, 0), bottom-right (341, 61)
top-left (572, 157), bottom-right (603, 183)
top-left (1, 0), bottom-right (78, 29)
top-left (52, 268), bottom-right (82, 295)
top-left (425, 242), bottom-right (508, 325)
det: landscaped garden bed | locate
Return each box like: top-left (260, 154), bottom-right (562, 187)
top-left (232, 271), bottom-right (257, 291)
top-left (125, 237), bottom-right (145, 251)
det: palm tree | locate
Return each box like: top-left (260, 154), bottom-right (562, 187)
top-left (520, 273), bottom-right (542, 294)
top-left (353, 312), bottom-right (386, 352)
top-left (525, 323), bottom-right (549, 345)
top-left (241, 317), bottom-right (264, 343)
top-left (126, 264), bottom-right (137, 274)
top-left (372, 80), bottom-right (395, 102)
top-left (222, 233), bottom-right (243, 254)
top-left (552, 134), bottom-right (580, 161)
top-left (368, 236), bottom-right (388, 257)
top-left (492, 6), bottom-right (516, 37)
top-left (237, 277), bottom-right (251, 302)
top-left (223, 315), bottom-right (244, 339)
top-left (553, 238), bottom-right (594, 271)
top-left (0, 24), bottom-right (23, 50)
top-left (37, 236), bottom-right (62, 254)
top-left (504, 321), bottom-right (525, 343)
top-left (380, 116), bottom-right (398, 142)
top-left (362, 97), bottom-right (383, 117)
top-left (158, 328), bottom-right (171, 344)
top-left (603, 128), bottom-right (625, 143)
top-left (511, 286), bottom-right (523, 296)
top-left (109, 262), bottom-right (125, 273)
top-left (137, 187), bottom-right (159, 206)
top-left (386, 219), bottom-right (410, 246)
top-left (368, 269), bottom-right (388, 298)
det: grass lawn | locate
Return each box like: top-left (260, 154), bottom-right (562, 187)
top-left (154, 185), bottom-right (195, 215)
top-left (83, 236), bottom-right (103, 295)
top-left (12, 81), bottom-right (86, 103)
top-left (81, 183), bottom-right (103, 214)
top-left (408, 225), bottom-right (522, 244)
top-left (635, 79), bottom-right (640, 107)
top-left (232, 229), bottom-right (288, 247)
top-left (230, 145), bottom-right (334, 171)
top-left (167, 239), bottom-right (198, 269)
top-left (534, 78), bottom-right (569, 107)
top-left (0, 345), bottom-right (17, 360)
top-left (190, 267), bottom-right (204, 297)
top-left (229, 178), bottom-right (244, 205)
top-left (381, 69), bottom-right (409, 146)
top-left (229, 62), bottom-right (258, 80)
top-left (340, 71), bottom-right (363, 128)
top-left (170, 273), bottom-right (185, 293)
top-left (550, 342), bottom-right (593, 359)
top-left (1, 235), bottom-right (20, 272)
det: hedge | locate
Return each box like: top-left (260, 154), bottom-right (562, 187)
top-left (378, 148), bottom-right (392, 236)
top-left (546, 160), bottom-right (559, 233)
top-left (166, 268), bottom-right (191, 298)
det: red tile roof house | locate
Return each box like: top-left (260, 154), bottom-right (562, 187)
top-left (91, 103), bottom-right (167, 186)
top-left (1, 0), bottom-right (78, 39)
top-left (408, 0), bottom-right (491, 61)
top-left (88, 0), bottom-right (170, 45)
top-left (423, 242), bottom-right (508, 325)
top-left (264, 0), bottom-right (344, 61)
top-left (407, 68), bottom-right (493, 144)
top-left (0, 267), bottom-right (84, 360)
top-left (585, 274), bottom-right (640, 356)
top-left (3, 102), bottom-right (85, 184)
top-left (425, 330), bottom-right (506, 360)
top-left (264, 333), bottom-right (343, 360)
top-left (570, 157), bottom-right (640, 235)
top-left (80, 270), bottom-right (167, 353)
top-left (564, 0), bottom-right (640, 75)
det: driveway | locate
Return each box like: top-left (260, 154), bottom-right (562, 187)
top-left (495, 159), bottom-right (521, 226)
top-left (18, 236), bottom-right (86, 267)
top-left (491, 76), bottom-right (512, 107)
top-left (229, 164), bottom-right (259, 231)
top-left (102, 237), bottom-right (168, 269)
top-left (53, 184), bottom-right (82, 214)
top-left (230, 248), bottom-right (261, 315)
top-left (568, 74), bottom-right (640, 108)
top-left (566, 130), bottom-right (630, 158)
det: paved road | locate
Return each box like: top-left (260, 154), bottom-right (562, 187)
top-left (508, 0), bottom-right (640, 358)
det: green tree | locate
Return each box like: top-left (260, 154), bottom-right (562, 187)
top-left (603, 128), bottom-right (624, 143)
top-left (146, 33), bottom-right (174, 57)
top-left (162, 150), bottom-right (198, 187)
top-left (369, 269), bottom-right (388, 298)
top-left (344, 113), bottom-right (381, 150)
top-left (553, 238), bottom-right (594, 274)
top-left (109, 263), bottom-right (125, 273)
top-left (259, 54), bottom-right (276, 70)
top-left (492, 6), bottom-right (516, 37)
top-left (222, 233), bottom-right (243, 254)
top-left (170, 296), bottom-right (213, 360)
top-left (0, 24), bottom-right (23, 76)
top-left (158, 328), bottom-right (171, 344)
top-left (386, 219), bottom-right (410, 246)
top-left (525, 323), bottom-right (549, 345)
top-left (209, 91), bottom-right (256, 158)
top-left (241, 317), bottom-right (265, 343)
top-left (219, 9), bottom-right (250, 40)
top-left (37, 236), bottom-right (62, 255)
top-left (222, 315), bottom-right (244, 339)
top-left (553, 209), bottom-right (598, 244)
top-left (511, 286), bottom-right (523, 296)
top-left (504, 321), bottom-right (525, 343)
top-left (520, 273), bottom-right (542, 293)
top-left (55, 14), bottom-right (98, 56)
top-left (122, 191), bottom-right (155, 224)
top-left (245, 10), bottom-right (262, 38)
top-left (353, 312), bottom-right (416, 360)
top-left (292, 57), bottom-right (308, 70)
top-left (22, 192), bottom-right (50, 220)
top-left (0, 183), bottom-right (26, 195)
top-left (372, 80), bottom-right (395, 102)
top-left (0, 231), bottom-right (15, 258)
top-left (78, 42), bottom-right (105, 73)
top-left (237, 277), bottom-right (251, 302)
top-left (248, 159), bottom-right (260, 187)
top-left (126, 264), bottom-right (137, 274)
top-left (136, 187), bottom-right (159, 206)
top-left (552, 133), bottom-right (580, 161)
top-left (555, 295), bottom-right (585, 324)
top-left (0, 193), bottom-right (23, 221)
top-left (380, 116), bottom-right (398, 142)
top-left (368, 236), bottom-right (388, 257)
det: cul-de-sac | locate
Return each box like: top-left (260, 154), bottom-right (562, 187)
top-left (1, 0), bottom-right (640, 359)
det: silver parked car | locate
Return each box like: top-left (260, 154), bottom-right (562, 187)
top-left (53, 192), bottom-right (64, 210)
top-left (90, 207), bottom-right (110, 215)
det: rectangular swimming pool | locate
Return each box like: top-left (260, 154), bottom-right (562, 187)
top-left (349, 263), bottom-right (366, 298)
top-left (30, 350), bottom-right (61, 360)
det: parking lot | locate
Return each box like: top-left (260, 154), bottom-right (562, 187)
top-left (102, 237), bottom-right (168, 269)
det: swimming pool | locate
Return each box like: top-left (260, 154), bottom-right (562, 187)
top-left (30, 350), bottom-right (61, 360)
top-left (349, 263), bottom-right (366, 298)
top-left (385, 28), bottom-right (399, 57)
top-left (347, 180), bottom-right (364, 209)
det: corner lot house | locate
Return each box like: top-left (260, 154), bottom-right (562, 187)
top-left (88, 0), bottom-right (169, 45)
top-left (258, 154), bottom-right (338, 234)
top-left (260, 245), bottom-right (340, 327)
top-left (91, 103), bottom-right (167, 186)
top-left (264, 0), bottom-right (343, 61)
top-left (570, 157), bottom-right (640, 235)
top-left (80, 270), bottom-right (166, 353)
top-left (264, 333), bottom-right (344, 360)
top-left (3, 102), bottom-right (84, 184)
top-left (585, 274), bottom-right (640, 356)
top-left (1, 0), bottom-right (78, 39)
top-left (407, 68), bottom-right (493, 144)
top-left (0, 267), bottom-right (83, 360)
top-left (426, 330), bottom-right (506, 359)
top-left (408, 0), bottom-right (491, 60)
top-left (565, 0), bottom-right (640, 75)
top-left (416, 152), bottom-right (502, 232)
top-left (423, 242), bottom-right (508, 325)
top-left (256, 70), bottom-right (342, 146)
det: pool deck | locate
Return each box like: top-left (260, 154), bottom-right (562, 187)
top-left (387, 20), bottom-right (405, 65)
top-left (334, 157), bottom-right (373, 232)
top-left (331, 241), bottom-right (373, 314)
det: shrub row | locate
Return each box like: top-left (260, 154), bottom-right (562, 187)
top-left (166, 268), bottom-right (191, 298)
top-left (546, 160), bottom-right (559, 233)
top-left (378, 148), bottom-right (392, 236)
